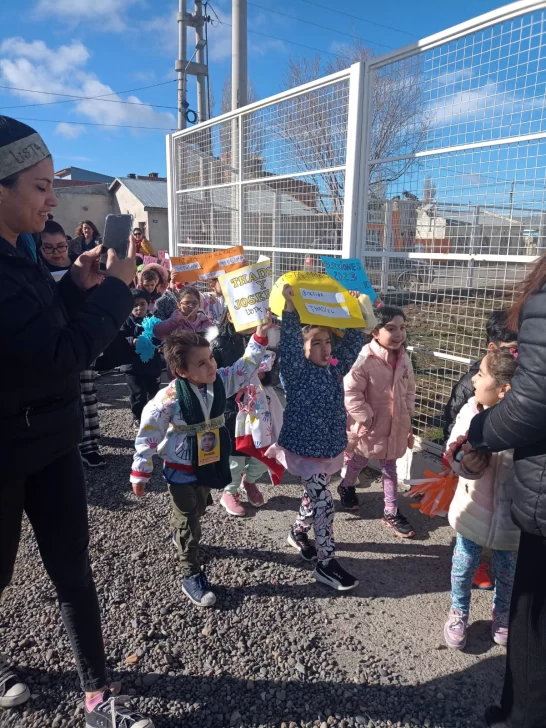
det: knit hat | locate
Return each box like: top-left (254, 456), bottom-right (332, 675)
top-left (132, 288), bottom-right (150, 303)
top-left (0, 116), bottom-right (50, 180)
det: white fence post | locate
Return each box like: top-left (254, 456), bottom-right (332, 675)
top-left (342, 62), bottom-right (365, 259)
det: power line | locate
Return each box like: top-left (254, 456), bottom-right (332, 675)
top-left (294, 0), bottom-right (417, 37)
top-left (13, 116), bottom-right (175, 131)
top-left (0, 79), bottom-right (178, 112)
top-left (247, 1), bottom-right (393, 49)
top-left (208, 6), bottom-right (353, 58)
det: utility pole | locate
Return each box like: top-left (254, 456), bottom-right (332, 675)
top-left (194, 0), bottom-right (208, 123)
top-left (232, 0), bottom-right (248, 111)
top-left (176, 0), bottom-right (187, 130)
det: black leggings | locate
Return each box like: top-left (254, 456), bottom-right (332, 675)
top-left (0, 448), bottom-right (106, 692)
top-left (501, 530), bottom-right (546, 727)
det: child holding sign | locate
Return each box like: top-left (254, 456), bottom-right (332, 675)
top-left (130, 323), bottom-right (270, 607)
top-left (153, 286), bottom-right (212, 339)
top-left (266, 285), bottom-right (364, 591)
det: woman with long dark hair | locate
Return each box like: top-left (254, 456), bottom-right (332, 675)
top-left (70, 219), bottom-right (101, 256)
top-left (0, 116), bottom-right (153, 728)
top-left (468, 255), bottom-right (546, 728)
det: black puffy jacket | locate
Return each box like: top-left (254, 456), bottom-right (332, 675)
top-left (0, 235), bottom-right (133, 476)
top-left (443, 360), bottom-right (480, 442)
top-left (468, 284), bottom-right (546, 537)
top-left (211, 327), bottom-right (248, 450)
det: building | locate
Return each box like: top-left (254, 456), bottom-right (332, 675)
top-left (55, 166), bottom-right (115, 184)
top-left (109, 175), bottom-right (168, 249)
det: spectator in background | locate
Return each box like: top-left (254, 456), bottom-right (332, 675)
top-left (70, 219), bottom-right (101, 257)
top-left (39, 220), bottom-right (76, 273)
top-left (131, 227), bottom-right (155, 257)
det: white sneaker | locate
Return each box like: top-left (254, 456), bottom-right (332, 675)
top-left (0, 655), bottom-right (30, 708)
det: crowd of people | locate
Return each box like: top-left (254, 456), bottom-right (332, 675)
top-left (1, 115), bottom-right (546, 728)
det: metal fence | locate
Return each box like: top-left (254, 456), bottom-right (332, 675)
top-left (167, 0), bottom-right (546, 452)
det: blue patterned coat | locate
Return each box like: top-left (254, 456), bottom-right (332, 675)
top-left (277, 310), bottom-right (364, 459)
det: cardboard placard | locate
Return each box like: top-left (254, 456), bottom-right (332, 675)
top-left (157, 250), bottom-right (167, 259)
top-left (320, 255), bottom-right (377, 301)
top-left (269, 271), bottom-right (364, 329)
top-left (219, 258), bottom-right (272, 332)
top-left (161, 258), bottom-right (171, 271)
top-left (171, 245), bottom-right (245, 285)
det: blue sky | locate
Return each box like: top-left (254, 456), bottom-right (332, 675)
top-left (0, 0), bottom-right (508, 178)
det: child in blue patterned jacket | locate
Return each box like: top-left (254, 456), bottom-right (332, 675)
top-left (266, 284), bottom-right (364, 591)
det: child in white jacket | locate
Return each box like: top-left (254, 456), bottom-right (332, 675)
top-left (130, 323), bottom-right (270, 607)
top-left (444, 349), bottom-right (519, 650)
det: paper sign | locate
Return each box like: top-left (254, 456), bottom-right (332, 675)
top-left (320, 256), bottom-right (377, 302)
top-left (219, 258), bottom-right (272, 332)
top-left (143, 255), bottom-right (158, 265)
top-left (161, 258), bottom-right (171, 271)
top-left (269, 271), bottom-right (364, 329)
top-left (171, 245), bottom-right (245, 285)
top-left (157, 250), bottom-right (167, 259)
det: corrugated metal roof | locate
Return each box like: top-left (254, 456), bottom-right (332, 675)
top-left (116, 178), bottom-right (168, 209)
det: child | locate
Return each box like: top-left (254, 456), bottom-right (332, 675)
top-left (266, 285), bottom-right (364, 591)
top-left (139, 265), bottom-right (168, 313)
top-left (201, 277), bottom-right (227, 325)
top-left (130, 324), bottom-right (270, 607)
top-left (444, 350), bottom-right (519, 650)
top-left (120, 289), bottom-right (162, 428)
top-left (443, 309), bottom-right (517, 591)
top-left (154, 275), bottom-right (179, 321)
top-left (211, 309), bottom-right (283, 516)
top-left (340, 306), bottom-right (416, 538)
top-left (153, 286), bottom-right (212, 339)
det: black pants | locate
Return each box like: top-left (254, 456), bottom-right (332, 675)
top-left (0, 448), bottom-right (106, 692)
top-left (500, 530), bottom-right (546, 727)
top-left (126, 373), bottom-right (160, 422)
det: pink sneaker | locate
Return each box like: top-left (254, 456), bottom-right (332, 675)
top-left (220, 491), bottom-right (246, 517)
top-left (444, 608), bottom-right (468, 649)
top-left (241, 475), bottom-right (265, 507)
top-left (492, 609), bottom-right (509, 647)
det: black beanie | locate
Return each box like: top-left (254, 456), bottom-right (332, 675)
top-left (0, 116), bottom-right (50, 180)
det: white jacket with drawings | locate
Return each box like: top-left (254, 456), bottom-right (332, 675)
top-left (130, 335), bottom-right (267, 485)
top-left (446, 396), bottom-right (520, 552)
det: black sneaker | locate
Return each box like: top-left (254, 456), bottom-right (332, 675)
top-left (313, 558), bottom-right (358, 591)
top-left (206, 492), bottom-right (214, 507)
top-left (0, 656), bottom-right (30, 708)
top-left (337, 483), bottom-right (360, 510)
top-left (85, 690), bottom-right (154, 728)
top-left (287, 528), bottom-right (317, 562)
top-left (80, 451), bottom-right (106, 468)
top-left (382, 509), bottom-right (415, 538)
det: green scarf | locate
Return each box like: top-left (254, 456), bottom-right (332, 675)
top-left (175, 375), bottom-right (232, 489)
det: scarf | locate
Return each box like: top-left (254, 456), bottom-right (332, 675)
top-left (175, 375), bottom-right (232, 489)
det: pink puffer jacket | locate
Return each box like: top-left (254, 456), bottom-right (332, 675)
top-left (344, 339), bottom-right (416, 460)
top-left (153, 309), bottom-right (212, 340)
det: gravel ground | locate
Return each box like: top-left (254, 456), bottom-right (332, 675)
top-left (1, 372), bottom-right (504, 728)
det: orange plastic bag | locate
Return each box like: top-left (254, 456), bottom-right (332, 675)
top-left (406, 468), bottom-right (458, 518)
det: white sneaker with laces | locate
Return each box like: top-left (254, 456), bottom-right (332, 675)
top-left (0, 655), bottom-right (30, 709)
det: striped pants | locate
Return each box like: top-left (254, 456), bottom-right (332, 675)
top-left (79, 369), bottom-right (100, 455)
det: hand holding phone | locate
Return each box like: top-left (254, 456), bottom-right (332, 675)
top-left (100, 214), bottom-right (133, 270)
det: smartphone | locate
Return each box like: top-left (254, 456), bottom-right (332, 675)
top-left (100, 214), bottom-right (133, 269)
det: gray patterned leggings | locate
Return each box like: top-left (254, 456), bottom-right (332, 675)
top-left (294, 473), bottom-right (335, 565)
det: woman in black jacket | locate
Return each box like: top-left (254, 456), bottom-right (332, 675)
top-left (69, 219), bottom-right (101, 257)
top-left (0, 117), bottom-right (153, 728)
top-left (468, 259), bottom-right (546, 728)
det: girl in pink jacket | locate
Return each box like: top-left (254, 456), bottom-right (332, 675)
top-left (153, 285), bottom-right (213, 340)
top-left (340, 306), bottom-right (416, 538)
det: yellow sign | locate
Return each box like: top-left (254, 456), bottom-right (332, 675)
top-left (269, 271), bottom-right (364, 328)
top-left (219, 259), bottom-right (272, 332)
top-left (171, 245), bottom-right (245, 285)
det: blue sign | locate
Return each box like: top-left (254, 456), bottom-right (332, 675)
top-left (320, 256), bottom-right (377, 301)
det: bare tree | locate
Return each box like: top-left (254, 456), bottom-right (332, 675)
top-left (276, 41), bottom-right (429, 223)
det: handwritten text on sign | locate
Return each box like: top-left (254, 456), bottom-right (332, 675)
top-left (219, 259), bottom-right (272, 332)
top-left (320, 256), bottom-right (377, 301)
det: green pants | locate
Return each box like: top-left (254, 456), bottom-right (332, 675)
top-left (168, 482), bottom-right (211, 577)
top-left (224, 455), bottom-right (268, 495)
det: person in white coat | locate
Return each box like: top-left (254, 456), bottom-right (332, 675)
top-left (443, 349), bottom-right (519, 651)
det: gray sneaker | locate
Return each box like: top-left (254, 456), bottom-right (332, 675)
top-left (492, 608), bottom-right (509, 647)
top-left (444, 608), bottom-right (468, 649)
top-left (0, 656), bottom-right (30, 709)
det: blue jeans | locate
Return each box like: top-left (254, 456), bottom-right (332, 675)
top-left (451, 533), bottom-right (517, 614)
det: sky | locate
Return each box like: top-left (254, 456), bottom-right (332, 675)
top-left (0, 0), bottom-right (511, 179)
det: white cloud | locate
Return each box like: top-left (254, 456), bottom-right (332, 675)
top-left (0, 37), bottom-right (175, 133)
top-left (34, 0), bottom-right (139, 32)
top-left (55, 122), bottom-right (86, 139)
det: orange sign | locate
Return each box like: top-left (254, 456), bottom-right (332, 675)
top-left (171, 245), bottom-right (246, 285)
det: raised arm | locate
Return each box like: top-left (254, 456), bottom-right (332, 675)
top-left (219, 333), bottom-right (268, 398)
top-left (278, 285), bottom-right (306, 396)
